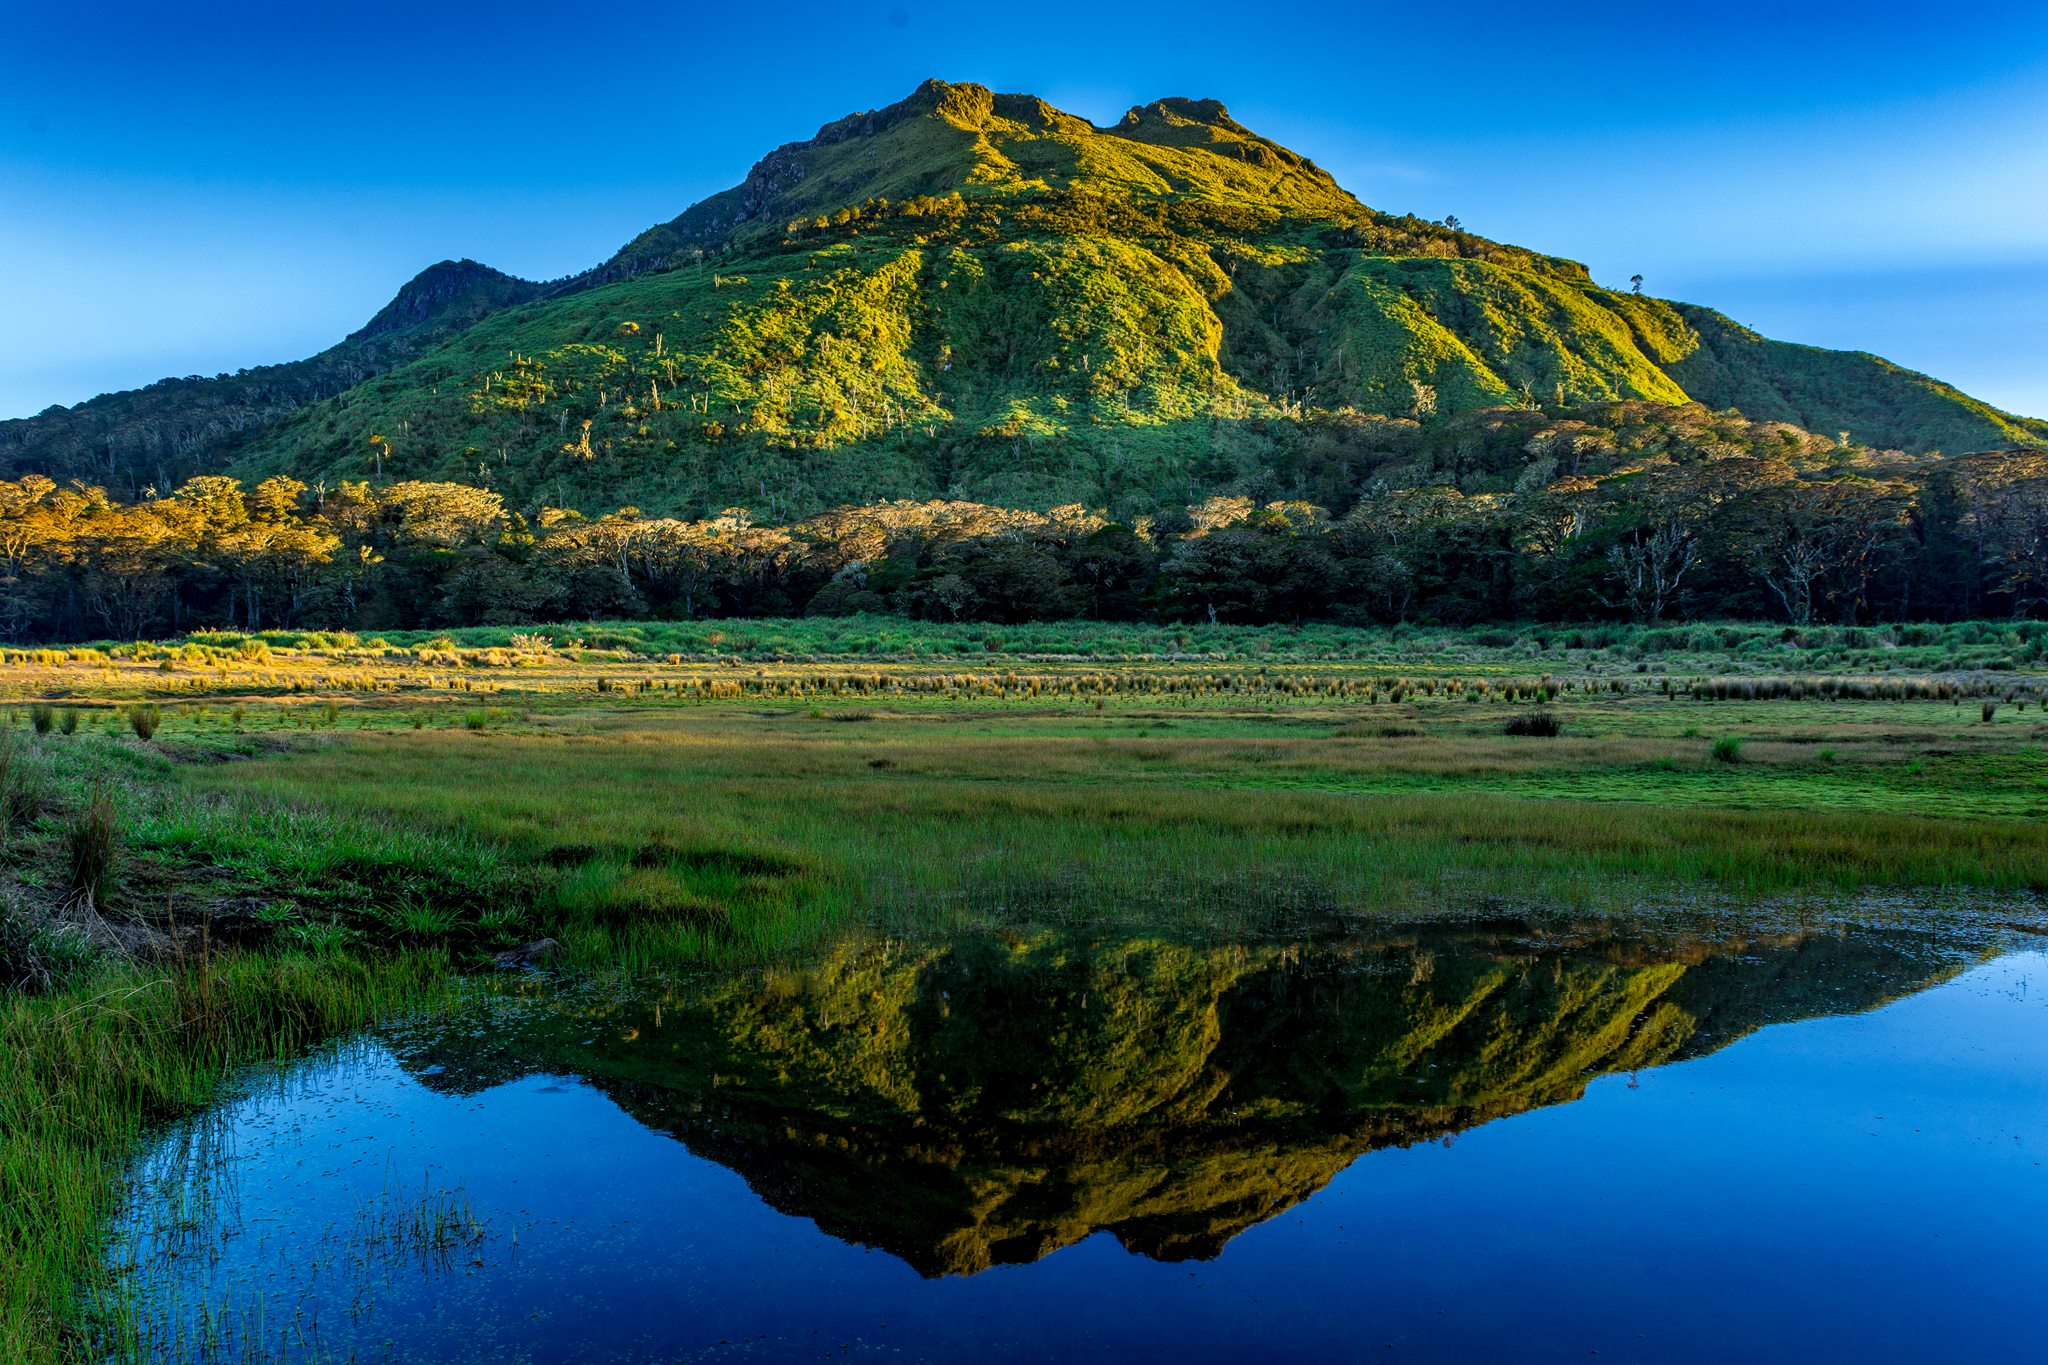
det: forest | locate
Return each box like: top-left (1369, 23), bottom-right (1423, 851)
top-left (3, 396), bottom-right (2045, 642)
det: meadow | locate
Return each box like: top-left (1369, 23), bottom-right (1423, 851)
top-left (3, 617), bottom-right (2047, 1361)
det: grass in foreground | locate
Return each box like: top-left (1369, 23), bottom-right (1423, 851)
top-left (0, 943), bottom-right (448, 1363)
top-left (153, 688), bottom-right (2048, 962)
top-left (1, 637), bottom-right (2046, 1362)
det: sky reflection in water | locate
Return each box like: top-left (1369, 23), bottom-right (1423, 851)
top-left (112, 925), bottom-right (2048, 1363)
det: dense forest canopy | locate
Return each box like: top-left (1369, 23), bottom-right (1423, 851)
top-left (3, 79), bottom-right (2043, 639)
top-left (3, 399), bottom-right (2044, 640)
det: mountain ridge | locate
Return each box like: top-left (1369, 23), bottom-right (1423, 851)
top-left (4, 79), bottom-right (2043, 509)
top-left (0, 257), bottom-right (546, 489)
top-left (582, 78), bottom-right (1370, 287)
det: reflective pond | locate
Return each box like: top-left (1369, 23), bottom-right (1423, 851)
top-left (112, 921), bottom-right (2048, 1362)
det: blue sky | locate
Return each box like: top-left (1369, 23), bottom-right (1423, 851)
top-left (4, 1), bottom-right (2046, 423)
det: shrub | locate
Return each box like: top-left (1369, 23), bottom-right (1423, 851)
top-left (1711, 736), bottom-right (1744, 763)
top-left (126, 703), bottom-right (162, 741)
top-left (57, 709), bottom-right (78, 736)
top-left (29, 705), bottom-right (53, 735)
top-left (1345, 722), bottom-right (1421, 738)
top-left (1503, 710), bottom-right (1563, 738)
top-left (1981, 700), bottom-right (1999, 723)
top-left (65, 780), bottom-right (119, 910)
top-left (463, 710), bottom-right (489, 731)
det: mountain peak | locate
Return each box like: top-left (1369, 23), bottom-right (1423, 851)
top-left (593, 80), bottom-right (1359, 280)
top-left (348, 259), bottom-right (543, 342)
top-left (1121, 96), bottom-right (1235, 130)
top-left (8, 79), bottom-right (2045, 507)
top-left (901, 77), bottom-right (996, 126)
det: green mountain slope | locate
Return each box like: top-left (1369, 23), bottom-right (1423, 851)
top-left (1666, 303), bottom-right (2048, 451)
top-left (6, 80), bottom-right (2042, 515)
top-left (586, 80), bottom-right (1377, 282)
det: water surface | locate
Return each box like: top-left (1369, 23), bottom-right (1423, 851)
top-left (113, 922), bottom-right (2048, 1362)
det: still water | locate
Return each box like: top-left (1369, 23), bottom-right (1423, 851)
top-left (112, 923), bottom-right (2048, 1362)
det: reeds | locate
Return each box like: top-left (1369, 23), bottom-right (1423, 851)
top-left (1, 921), bottom-right (450, 1363)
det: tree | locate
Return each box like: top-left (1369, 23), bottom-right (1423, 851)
top-left (1730, 476), bottom-right (1910, 624)
top-left (1409, 380), bottom-right (1438, 422)
top-left (1960, 452), bottom-right (2048, 614)
top-left (251, 475), bottom-right (308, 523)
top-left (1607, 523), bottom-right (1696, 623)
top-left (76, 509), bottom-right (174, 637)
top-left (377, 482), bottom-right (508, 549)
top-left (221, 518), bottom-right (340, 628)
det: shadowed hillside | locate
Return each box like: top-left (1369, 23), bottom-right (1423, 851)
top-left (0, 260), bottom-right (543, 489)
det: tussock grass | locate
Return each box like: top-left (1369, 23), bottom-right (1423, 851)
top-left (1503, 709), bottom-right (1563, 737)
top-left (70, 615), bottom-right (2048, 676)
top-left (64, 781), bottom-right (120, 913)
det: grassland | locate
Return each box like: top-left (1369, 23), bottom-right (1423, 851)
top-left (3, 618), bottom-right (2047, 1361)
top-left (32, 612), bottom-right (2048, 681)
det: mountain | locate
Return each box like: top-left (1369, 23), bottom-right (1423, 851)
top-left (4, 80), bottom-right (2043, 517)
top-left (0, 259), bottom-right (543, 492)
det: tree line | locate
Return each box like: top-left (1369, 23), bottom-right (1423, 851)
top-left (0, 435), bottom-right (2043, 641)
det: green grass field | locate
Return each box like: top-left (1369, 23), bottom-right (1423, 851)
top-left (4, 620), bottom-right (2048, 1361)
top-left (48, 612), bottom-right (2048, 675)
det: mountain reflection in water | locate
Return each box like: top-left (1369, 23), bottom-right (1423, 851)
top-left (382, 921), bottom-right (1967, 1276)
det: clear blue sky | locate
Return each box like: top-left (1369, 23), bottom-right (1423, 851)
top-left (4, 0), bottom-right (2046, 422)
